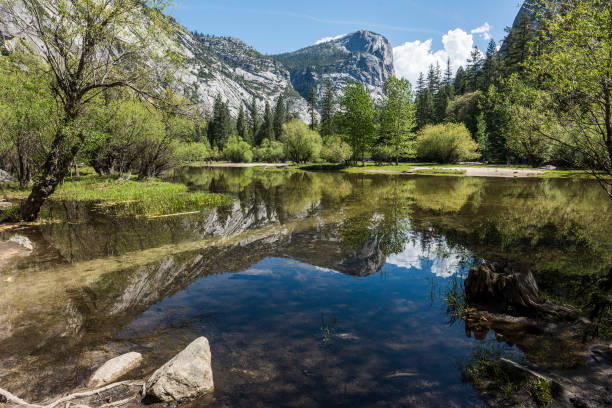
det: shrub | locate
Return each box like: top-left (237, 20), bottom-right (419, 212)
top-left (253, 139), bottom-right (286, 162)
top-left (223, 136), bottom-right (253, 163)
top-left (416, 123), bottom-right (480, 163)
top-left (370, 145), bottom-right (395, 165)
top-left (175, 142), bottom-right (212, 163)
top-left (321, 136), bottom-right (352, 164)
top-left (282, 120), bottom-right (322, 163)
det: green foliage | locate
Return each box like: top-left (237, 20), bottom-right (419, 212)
top-left (321, 136), bottom-right (352, 164)
top-left (308, 87), bottom-right (318, 130)
top-left (320, 79), bottom-right (336, 137)
top-left (338, 82), bottom-right (376, 164)
top-left (446, 91), bottom-right (482, 136)
top-left (236, 105), bottom-right (247, 140)
top-left (370, 145), bottom-right (395, 165)
top-left (207, 94), bottom-right (234, 149)
top-left (516, 0), bottom-right (612, 193)
top-left (256, 101), bottom-right (274, 145)
top-left (249, 95), bottom-right (260, 144)
top-left (175, 142), bottom-right (212, 163)
top-left (502, 11), bottom-right (536, 77)
top-left (504, 76), bottom-right (553, 166)
top-left (528, 379), bottom-right (553, 406)
top-left (223, 136), bottom-right (253, 163)
top-left (480, 85), bottom-right (512, 161)
top-left (253, 139), bottom-right (286, 162)
top-left (379, 77), bottom-right (416, 164)
top-left (461, 344), bottom-right (522, 396)
top-left (0, 49), bottom-right (55, 187)
top-left (416, 123), bottom-right (480, 163)
top-left (282, 120), bottom-right (322, 163)
top-left (273, 95), bottom-right (286, 141)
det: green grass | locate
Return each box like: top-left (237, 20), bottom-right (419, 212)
top-left (1, 172), bottom-right (231, 219)
top-left (54, 175), bottom-right (231, 217)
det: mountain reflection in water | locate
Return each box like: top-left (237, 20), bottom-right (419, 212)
top-left (0, 168), bottom-right (610, 407)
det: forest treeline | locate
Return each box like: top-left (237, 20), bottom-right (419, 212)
top-left (0, 0), bottom-right (610, 221)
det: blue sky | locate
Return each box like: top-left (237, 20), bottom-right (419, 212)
top-left (170, 0), bottom-right (523, 83)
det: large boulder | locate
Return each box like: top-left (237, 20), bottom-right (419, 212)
top-left (87, 352), bottom-right (143, 388)
top-left (145, 337), bottom-right (214, 402)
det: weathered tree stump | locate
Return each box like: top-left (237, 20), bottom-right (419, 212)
top-left (465, 263), bottom-right (542, 312)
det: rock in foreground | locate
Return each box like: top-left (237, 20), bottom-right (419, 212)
top-left (87, 352), bottom-right (143, 388)
top-left (145, 337), bottom-right (214, 402)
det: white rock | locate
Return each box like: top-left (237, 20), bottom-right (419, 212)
top-left (145, 337), bottom-right (214, 402)
top-left (8, 235), bottom-right (33, 251)
top-left (0, 169), bottom-right (15, 181)
top-left (87, 352), bottom-right (143, 388)
top-left (0, 202), bottom-right (12, 210)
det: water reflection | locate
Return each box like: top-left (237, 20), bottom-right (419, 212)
top-left (0, 168), bottom-right (610, 406)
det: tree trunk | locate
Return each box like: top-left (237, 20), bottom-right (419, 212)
top-left (21, 107), bottom-right (82, 221)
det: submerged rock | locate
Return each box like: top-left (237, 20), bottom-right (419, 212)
top-left (145, 337), bottom-right (214, 402)
top-left (87, 352), bottom-right (143, 388)
top-left (8, 235), bottom-right (33, 251)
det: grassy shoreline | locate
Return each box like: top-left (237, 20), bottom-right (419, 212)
top-left (192, 161), bottom-right (608, 179)
top-left (0, 168), bottom-right (231, 221)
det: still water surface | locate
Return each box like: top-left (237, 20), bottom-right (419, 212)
top-left (1, 168), bottom-right (610, 407)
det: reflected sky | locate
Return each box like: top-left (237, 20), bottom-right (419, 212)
top-left (116, 256), bottom-right (484, 407)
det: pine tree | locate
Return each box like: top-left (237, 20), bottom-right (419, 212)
top-left (444, 58), bottom-right (454, 86)
top-left (308, 87), bottom-right (318, 130)
top-left (466, 47), bottom-right (484, 92)
top-left (273, 95), bottom-right (285, 141)
top-left (257, 101), bottom-right (274, 145)
top-left (415, 73), bottom-right (426, 97)
top-left (236, 104), bottom-right (247, 140)
top-left (320, 79), bottom-right (335, 137)
top-left (249, 95), bottom-right (259, 144)
top-left (501, 12), bottom-right (535, 77)
top-left (416, 88), bottom-right (435, 129)
top-left (207, 94), bottom-right (233, 149)
top-left (454, 67), bottom-right (468, 95)
top-left (481, 39), bottom-right (500, 90)
top-left (426, 64), bottom-right (440, 94)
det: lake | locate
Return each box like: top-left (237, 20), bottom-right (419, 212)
top-left (1, 167), bottom-right (610, 407)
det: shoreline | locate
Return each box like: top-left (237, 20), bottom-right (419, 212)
top-left (181, 162), bottom-right (605, 180)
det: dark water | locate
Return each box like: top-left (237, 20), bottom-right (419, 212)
top-left (1, 168), bottom-right (610, 407)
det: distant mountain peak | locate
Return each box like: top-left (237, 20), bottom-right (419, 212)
top-left (271, 30), bottom-right (395, 101)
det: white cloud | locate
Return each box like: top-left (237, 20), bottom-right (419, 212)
top-left (393, 28), bottom-right (474, 85)
top-left (393, 23), bottom-right (490, 85)
top-left (315, 34), bottom-right (347, 45)
top-left (471, 22), bottom-right (492, 41)
top-left (386, 240), bottom-right (463, 278)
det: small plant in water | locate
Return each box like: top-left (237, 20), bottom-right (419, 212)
top-left (320, 312), bottom-right (338, 344)
top-left (445, 274), bottom-right (471, 325)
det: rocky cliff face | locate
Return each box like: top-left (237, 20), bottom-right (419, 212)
top-left (177, 29), bottom-right (395, 119)
top-left (175, 30), bottom-right (311, 121)
top-left (272, 30), bottom-right (395, 102)
top-left (0, 4), bottom-right (394, 120)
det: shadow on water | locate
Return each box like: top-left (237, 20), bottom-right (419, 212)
top-left (0, 167), bottom-right (610, 406)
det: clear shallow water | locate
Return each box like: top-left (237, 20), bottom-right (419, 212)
top-left (1, 168), bottom-right (610, 406)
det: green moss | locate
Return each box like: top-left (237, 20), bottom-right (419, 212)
top-left (529, 379), bottom-right (553, 406)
